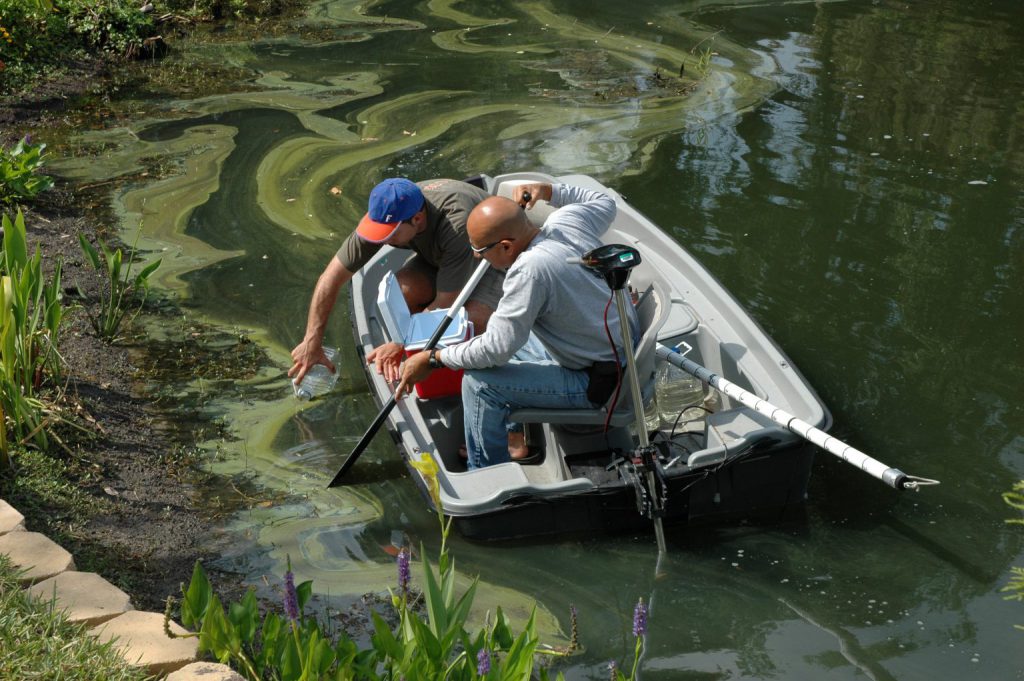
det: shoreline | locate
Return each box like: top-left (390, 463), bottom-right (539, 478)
top-left (2, 183), bottom-right (254, 612)
top-left (0, 48), bottom-right (267, 611)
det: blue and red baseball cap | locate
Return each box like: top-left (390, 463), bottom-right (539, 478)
top-left (356, 178), bottom-right (425, 242)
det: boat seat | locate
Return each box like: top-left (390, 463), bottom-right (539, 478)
top-left (508, 279), bottom-right (670, 428)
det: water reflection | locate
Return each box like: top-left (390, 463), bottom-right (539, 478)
top-left (48, 0), bottom-right (1024, 677)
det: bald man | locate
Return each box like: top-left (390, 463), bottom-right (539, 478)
top-left (397, 182), bottom-right (639, 469)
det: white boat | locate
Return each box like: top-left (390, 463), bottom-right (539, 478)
top-left (347, 171), bottom-right (833, 541)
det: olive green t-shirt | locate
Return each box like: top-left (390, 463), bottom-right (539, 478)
top-left (336, 179), bottom-right (488, 293)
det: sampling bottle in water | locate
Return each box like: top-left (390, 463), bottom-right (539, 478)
top-left (293, 346), bottom-right (339, 400)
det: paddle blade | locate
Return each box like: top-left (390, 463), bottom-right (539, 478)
top-left (327, 395), bottom-right (397, 487)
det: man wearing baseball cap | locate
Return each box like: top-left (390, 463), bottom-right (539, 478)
top-left (289, 177), bottom-right (505, 386)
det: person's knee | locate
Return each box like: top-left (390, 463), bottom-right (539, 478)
top-left (465, 301), bottom-right (493, 334)
top-left (396, 267), bottom-right (435, 312)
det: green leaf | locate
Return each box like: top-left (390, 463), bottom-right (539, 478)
top-left (310, 635), bottom-right (337, 676)
top-left (256, 612), bottom-right (283, 675)
top-left (3, 211), bottom-right (28, 271)
top-left (180, 561), bottom-right (212, 630)
top-left (227, 587), bottom-right (258, 645)
top-left (409, 613), bottom-right (443, 665)
top-left (497, 609), bottom-right (538, 680)
top-left (133, 258), bottom-right (161, 288)
top-left (78, 234), bottom-right (102, 270)
top-left (197, 595), bottom-right (234, 661)
top-left (491, 607), bottom-right (514, 650)
top-left (370, 611), bottom-right (403, 661)
top-left (296, 578), bottom-right (313, 613)
top-left (442, 577), bottom-right (477, 650)
top-left (279, 627), bottom-right (302, 681)
top-left (420, 541), bottom-right (447, 637)
top-left (108, 247), bottom-right (122, 283)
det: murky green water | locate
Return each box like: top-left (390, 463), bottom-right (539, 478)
top-left (51, 0), bottom-right (1023, 677)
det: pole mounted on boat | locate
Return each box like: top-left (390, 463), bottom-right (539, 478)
top-left (326, 260), bottom-right (492, 488)
top-left (574, 244), bottom-right (668, 555)
top-left (655, 344), bottom-right (940, 491)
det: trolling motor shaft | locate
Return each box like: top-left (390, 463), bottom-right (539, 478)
top-left (576, 244), bottom-right (668, 554)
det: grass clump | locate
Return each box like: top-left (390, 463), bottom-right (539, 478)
top-left (0, 555), bottom-right (149, 681)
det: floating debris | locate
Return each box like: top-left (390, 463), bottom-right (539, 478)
top-left (967, 180), bottom-right (988, 185)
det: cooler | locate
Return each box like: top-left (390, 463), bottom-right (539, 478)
top-left (377, 273), bottom-right (473, 399)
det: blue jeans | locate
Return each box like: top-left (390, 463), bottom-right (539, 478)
top-left (462, 337), bottom-right (594, 469)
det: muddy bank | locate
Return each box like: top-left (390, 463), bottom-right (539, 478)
top-left (1, 181), bottom-right (260, 611)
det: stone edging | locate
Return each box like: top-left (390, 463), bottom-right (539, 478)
top-left (0, 497), bottom-right (242, 680)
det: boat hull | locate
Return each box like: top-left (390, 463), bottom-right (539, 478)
top-left (448, 443), bottom-right (816, 541)
top-left (347, 172), bottom-right (831, 542)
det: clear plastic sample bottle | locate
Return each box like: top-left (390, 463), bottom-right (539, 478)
top-left (293, 346), bottom-right (340, 400)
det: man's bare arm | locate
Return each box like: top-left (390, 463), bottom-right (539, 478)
top-left (289, 257), bottom-right (354, 383)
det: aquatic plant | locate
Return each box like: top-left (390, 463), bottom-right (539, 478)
top-left (604, 597), bottom-right (648, 681)
top-left (694, 47), bottom-right (714, 78)
top-left (410, 452), bottom-right (452, 566)
top-left (284, 558), bottom-right (300, 622)
top-left (377, 461), bottom-right (553, 680)
top-left (169, 456), bottom-right (578, 679)
top-left (0, 136), bottom-right (54, 206)
top-left (171, 545), bottom-right (555, 680)
top-left (396, 547), bottom-right (410, 599)
top-left (169, 559), bottom-right (358, 681)
top-left (0, 210), bottom-right (64, 467)
top-left (77, 229), bottom-right (160, 342)
top-left (168, 452), bottom-right (659, 679)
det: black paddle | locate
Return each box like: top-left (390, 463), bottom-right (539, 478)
top-left (327, 259), bottom-right (491, 487)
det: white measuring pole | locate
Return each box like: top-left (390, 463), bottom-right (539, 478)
top-left (655, 344), bottom-right (938, 491)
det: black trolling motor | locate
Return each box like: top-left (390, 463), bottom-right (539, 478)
top-left (573, 244), bottom-right (668, 554)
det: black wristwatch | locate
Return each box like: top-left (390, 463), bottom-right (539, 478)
top-left (428, 349), bottom-right (443, 369)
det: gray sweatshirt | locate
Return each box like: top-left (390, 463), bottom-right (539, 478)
top-left (444, 184), bottom-right (637, 371)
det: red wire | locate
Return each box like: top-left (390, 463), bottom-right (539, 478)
top-left (602, 291), bottom-right (623, 433)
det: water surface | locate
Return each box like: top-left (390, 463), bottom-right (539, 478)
top-left (52, 0), bottom-right (1023, 677)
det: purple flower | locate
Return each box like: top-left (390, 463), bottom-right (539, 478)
top-left (23, 134), bottom-right (32, 146)
top-left (397, 547), bottom-right (410, 595)
top-left (608, 660), bottom-right (618, 680)
top-left (284, 568), bottom-right (299, 622)
top-left (477, 648), bottom-right (491, 676)
top-left (632, 597), bottom-right (648, 638)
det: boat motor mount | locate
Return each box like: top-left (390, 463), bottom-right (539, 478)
top-left (574, 244), bottom-right (668, 554)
